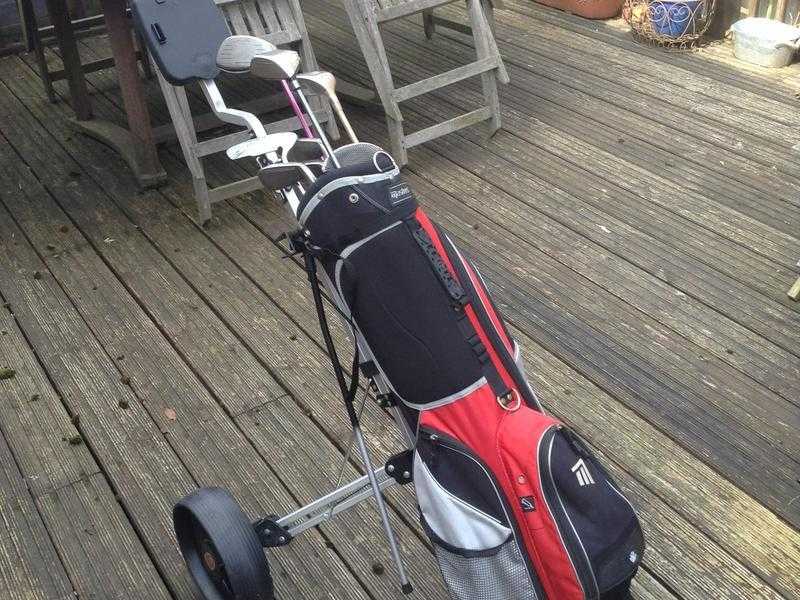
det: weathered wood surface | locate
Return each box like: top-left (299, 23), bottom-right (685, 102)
top-left (0, 1), bottom-right (799, 599)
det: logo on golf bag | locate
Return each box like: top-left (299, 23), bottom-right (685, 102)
top-left (520, 496), bottom-right (536, 512)
top-left (388, 182), bottom-right (413, 205)
top-left (571, 459), bottom-right (595, 487)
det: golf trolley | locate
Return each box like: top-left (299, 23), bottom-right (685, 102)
top-left (131, 2), bottom-right (420, 598)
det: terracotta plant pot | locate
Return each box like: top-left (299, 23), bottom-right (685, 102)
top-left (533, 0), bottom-right (624, 19)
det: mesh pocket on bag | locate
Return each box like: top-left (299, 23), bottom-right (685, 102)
top-left (433, 538), bottom-right (539, 600)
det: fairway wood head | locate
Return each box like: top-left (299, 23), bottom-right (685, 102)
top-left (250, 49), bottom-right (301, 80)
top-left (226, 132), bottom-right (298, 161)
top-left (258, 162), bottom-right (316, 190)
top-left (216, 35), bottom-right (276, 73)
top-left (296, 71), bottom-right (337, 96)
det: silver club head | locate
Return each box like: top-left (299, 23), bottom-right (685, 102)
top-left (258, 162), bottom-right (317, 191)
top-left (286, 138), bottom-right (326, 163)
top-left (296, 71), bottom-right (358, 144)
top-left (226, 132), bottom-right (299, 161)
top-left (216, 35), bottom-right (277, 73)
top-left (250, 49), bottom-right (301, 80)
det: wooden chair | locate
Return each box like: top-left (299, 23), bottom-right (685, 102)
top-left (152, 0), bottom-right (338, 224)
top-left (340, 0), bottom-right (509, 165)
top-left (17, 0), bottom-right (152, 103)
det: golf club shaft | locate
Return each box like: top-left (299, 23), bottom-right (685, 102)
top-left (292, 80), bottom-right (340, 169)
top-left (281, 80), bottom-right (314, 138)
top-left (328, 94), bottom-right (358, 145)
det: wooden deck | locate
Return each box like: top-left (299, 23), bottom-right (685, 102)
top-left (0, 2), bottom-right (798, 599)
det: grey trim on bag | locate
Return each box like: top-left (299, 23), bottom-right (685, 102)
top-left (299, 168), bottom-right (401, 226)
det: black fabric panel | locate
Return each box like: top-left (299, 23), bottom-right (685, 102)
top-left (436, 229), bottom-right (540, 408)
top-left (304, 175), bottom-right (418, 254)
top-left (417, 431), bottom-right (509, 527)
top-left (338, 225), bottom-right (483, 405)
top-left (543, 429), bottom-right (645, 595)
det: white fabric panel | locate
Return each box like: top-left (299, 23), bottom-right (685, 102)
top-left (414, 452), bottom-right (511, 551)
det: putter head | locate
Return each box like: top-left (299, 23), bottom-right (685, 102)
top-left (296, 71), bottom-right (337, 95)
top-left (286, 138), bottom-right (326, 163)
top-left (258, 162), bottom-right (316, 190)
top-left (226, 132), bottom-right (298, 161)
top-left (216, 36), bottom-right (277, 73)
top-left (250, 49), bottom-right (301, 81)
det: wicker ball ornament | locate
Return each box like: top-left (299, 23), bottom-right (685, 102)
top-left (622, 0), bottom-right (716, 48)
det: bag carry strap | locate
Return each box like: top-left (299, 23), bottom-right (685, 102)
top-left (295, 233), bottom-right (362, 428)
top-left (409, 221), bottom-right (510, 399)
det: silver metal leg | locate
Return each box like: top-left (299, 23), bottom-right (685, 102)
top-left (354, 426), bottom-right (412, 591)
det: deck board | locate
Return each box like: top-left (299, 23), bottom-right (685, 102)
top-left (0, 2), bottom-right (798, 599)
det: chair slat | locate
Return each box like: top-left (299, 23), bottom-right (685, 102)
top-left (242, 0), bottom-right (268, 37)
top-left (222, 4), bottom-right (250, 34)
top-left (271, 0), bottom-right (301, 39)
top-left (254, 0), bottom-right (282, 32)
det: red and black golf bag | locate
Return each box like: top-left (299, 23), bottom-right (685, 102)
top-left (295, 144), bottom-right (645, 600)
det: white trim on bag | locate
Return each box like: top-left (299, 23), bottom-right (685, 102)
top-left (299, 168), bottom-right (401, 225)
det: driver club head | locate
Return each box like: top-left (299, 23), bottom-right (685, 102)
top-left (250, 49), bottom-right (301, 81)
top-left (216, 35), bottom-right (277, 73)
top-left (226, 132), bottom-right (299, 161)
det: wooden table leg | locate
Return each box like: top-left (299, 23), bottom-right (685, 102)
top-left (74, 0), bottom-right (165, 187)
top-left (45, 0), bottom-right (92, 119)
top-left (103, 0), bottom-right (162, 183)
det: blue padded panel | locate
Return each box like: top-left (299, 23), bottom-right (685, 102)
top-left (130, 0), bottom-right (231, 85)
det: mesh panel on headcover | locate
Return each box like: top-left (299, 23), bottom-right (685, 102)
top-left (433, 541), bottom-right (538, 600)
top-left (324, 143), bottom-right (395, 171)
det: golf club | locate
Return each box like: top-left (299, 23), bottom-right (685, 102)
top-left (226, 132), bottom-right (299, 161)
top-left (251, 49), bottom-right (341, 168)
top-left (286, 138), bottom-right (327, 163)
top-left (257, 162), bottom-right (317, 191)
top-left (216, 35), bottom-right (314, 138)
top-left (297, 71), bottom-right (358, 144)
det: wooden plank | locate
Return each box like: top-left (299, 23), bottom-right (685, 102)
top-left (301, 11), bottom-right (800, 369)
top-left (309, 1), bottom-right (800, 261)
top-left (392, 56), bottom-right (497, 102)
top-left (404, 106), bottom-right (491, 147)
top-left (504, 0), bottom-right (800, 103)
top-left (304, 4), bottom-right (800, 312)
top-left (490, 1), bottom-right (800, 131)
top-left (58, 60), bottom-right (800, 600)
top-left (0, 193), bottom-right (197, 599)
top-left (313, 0), bottom-right (800, 215)
top-left (182, 144), bottom-right (800, 600)
top-left (377, 0), bottom-right (453, 22)
top-left (4, 53), bottom-right (451, 600)
top-left (242, 0), bottom-right (269, 37)
top-left (0, 68), bottom-right (375, 600)
top-left (0, 427), bottom-right (75, 600)
top-left (0, 273), bottom-right (179, 600)
top-left (120, 71), bottom-right (800, 599)
top-left (14, 23), bottom-right (800, 600)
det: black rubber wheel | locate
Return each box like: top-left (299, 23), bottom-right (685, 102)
top-left (173, 487), bottom-right (274, 600)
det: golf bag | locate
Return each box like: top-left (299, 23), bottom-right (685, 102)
top-left (295, 144), bottom-right (645, 600)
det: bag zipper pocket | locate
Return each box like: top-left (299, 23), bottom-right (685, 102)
top-left (539, 426), bottom-right (600, 599)
top-left (419, 428), bottom-right (546, 599)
